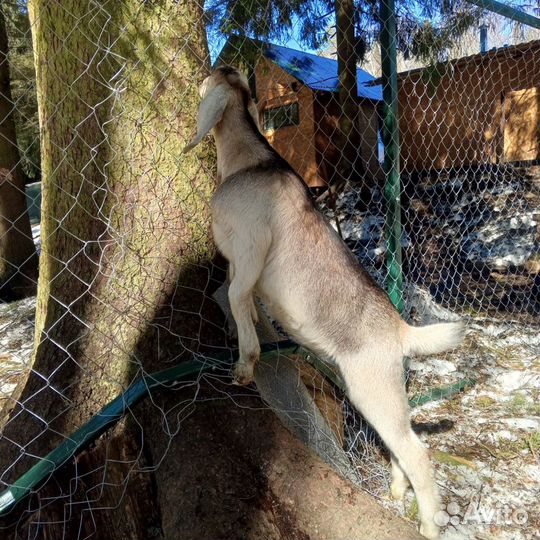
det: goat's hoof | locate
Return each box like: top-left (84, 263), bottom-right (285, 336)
top-left (390, 480), bottom-right (408, 501)
top-left (419, 522), bottom-right (439, 539)
top-left (233, 362), bottom-right (254, 386)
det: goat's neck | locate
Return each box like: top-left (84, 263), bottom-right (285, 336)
top-left (213, 109), bottom-right (272, 181)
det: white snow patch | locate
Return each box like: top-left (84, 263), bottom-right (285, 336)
top-left (404, 283), bottom-right (462, 324)
top-left (491, 429), bottom-right (518, 441)
top-left (32, 223), bottom-right (41, 253)
top-left (500, 417), bottom-right (540, 431)
top-left (462, 210), bottom-right (539, 268)
top-left (493, 371), bottom-right (540, 392)
top-left (410, 358), bottom-right (457, 376)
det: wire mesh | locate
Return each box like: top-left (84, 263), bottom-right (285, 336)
top-left (0, 0), bottom-right (539, 539)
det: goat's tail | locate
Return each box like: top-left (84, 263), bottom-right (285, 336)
top-left (402, 320), bottom-right (465, 356)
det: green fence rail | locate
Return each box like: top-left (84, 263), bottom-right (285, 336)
top-left (465, 0), bottom-right (540, 29)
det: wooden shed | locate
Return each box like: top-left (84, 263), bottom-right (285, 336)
top-left (254, 43), bottom-right (383, 188)
top-left (217, 39), bottom-right (383, 188)
top-left (398, 40), bottom-right (540, 173)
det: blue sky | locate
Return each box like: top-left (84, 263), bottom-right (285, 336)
top-left (208, 12), bottom-right (328, 64)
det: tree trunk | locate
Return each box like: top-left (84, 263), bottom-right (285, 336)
top-left (0, 5), bottom-right (38, 300)
top-left (335, 0), bottom-right (365, 186)
top-left (0, 1), bottom-right (220, 538)
top-left (0, 3), bottom-right (425, 538)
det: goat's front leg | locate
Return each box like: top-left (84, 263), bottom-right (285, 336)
top-left (228, 263), bottom-right (259, 331)
top-left (227, 251), bottom-right (267, 385)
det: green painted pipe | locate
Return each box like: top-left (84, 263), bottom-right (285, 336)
top-left (465, 0), bottom-right (540, 29)
top-left (0, 340), bottom-right (298, 517)
top-left (408, 378), bottom-right (476, 407)
top-left (0, 339), bottom-right (475, 517)
top-left (380, 0), bottom-right (404, 315)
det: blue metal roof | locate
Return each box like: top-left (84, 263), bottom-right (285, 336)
top-left (263, 42), bottom-right (383, 102)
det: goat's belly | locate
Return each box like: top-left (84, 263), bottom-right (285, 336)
top-left (256, 286), bottom-right (305, 335)
top-left (262, 301), bottom-right (327, 354)
top-left (256, 272), bottom-right (334, 359)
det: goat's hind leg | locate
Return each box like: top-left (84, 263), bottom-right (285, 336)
top-left (390, 452), bottom-right (410, 500)
top-left (341, 350), bottom-right (441, 539)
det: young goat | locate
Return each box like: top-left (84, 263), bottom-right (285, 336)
top-left (184, 66), bottom-right (464, 539)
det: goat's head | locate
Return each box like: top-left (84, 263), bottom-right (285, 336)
top-left (183, 66), bottom-right (260, 153)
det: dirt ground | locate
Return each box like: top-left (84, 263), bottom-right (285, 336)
top-left (142, 389), bottom-right (421, 540)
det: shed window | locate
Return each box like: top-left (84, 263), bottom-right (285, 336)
top-left (263, 102), bottom-right (299, 131)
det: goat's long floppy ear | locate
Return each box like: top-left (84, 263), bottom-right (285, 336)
top-left (182, 84), bottom-right (230, 153)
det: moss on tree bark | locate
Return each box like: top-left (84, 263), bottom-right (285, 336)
top-left (0, 1), bottom-right (220, 537)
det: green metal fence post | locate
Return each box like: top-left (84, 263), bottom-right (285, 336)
top-left (380, 0), bottom-right (404, 314)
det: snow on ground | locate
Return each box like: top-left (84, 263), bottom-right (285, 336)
top-left (410, 176), bottom-right (539, 275)
top-left (32, 223), bottom-right (41, 254)
top-left (402, 319), bottom-right (539, 540)
top-left (0, 296), bottom-right (36, 400)
top-left (433, 178), bottom-right (539, 270)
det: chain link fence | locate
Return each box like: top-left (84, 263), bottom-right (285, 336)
top-left (0, 1), bottom-right (539, 539)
